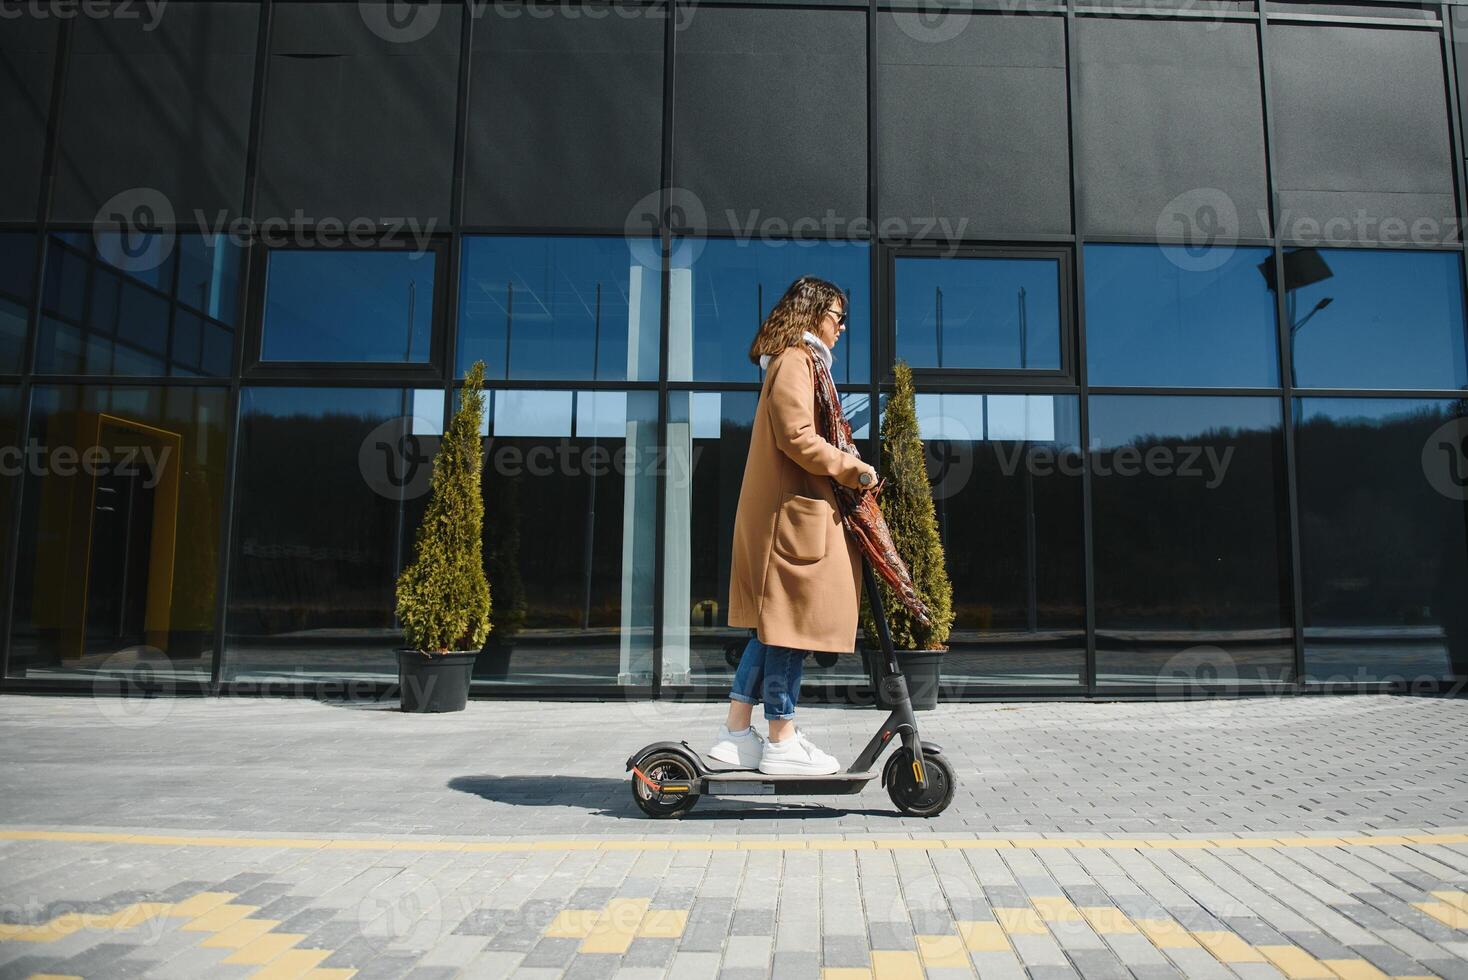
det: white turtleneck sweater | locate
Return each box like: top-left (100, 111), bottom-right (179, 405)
top-left (759, 330), bottom-right (832, 372)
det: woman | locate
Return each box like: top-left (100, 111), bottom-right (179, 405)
top-left (708, 276), bottom-right (879, 776)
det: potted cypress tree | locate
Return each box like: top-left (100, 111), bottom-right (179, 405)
top-left (394, 361), bottom-right (493, 712)
top-left (860, 360), bottom-right (955, 710)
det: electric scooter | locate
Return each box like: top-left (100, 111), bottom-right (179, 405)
top-left (626, 558), bottom-right (957, 818)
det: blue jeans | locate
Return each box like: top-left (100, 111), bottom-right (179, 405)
top-left (728, 632), bottom-right (810, 721)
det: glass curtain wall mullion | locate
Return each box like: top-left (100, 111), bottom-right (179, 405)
top-left (1062, 2), bottom-right (1100, 695)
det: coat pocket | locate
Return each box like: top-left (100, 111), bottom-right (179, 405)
top-left (773, 491), bottom-right (834, 563)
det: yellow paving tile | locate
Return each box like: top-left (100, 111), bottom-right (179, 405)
top-left (915, 934), bottom-right (970, 968)
top-left (739, 840), bottom-right (804, 850)
top-left (993, 907), bottom-right (1050, 935)
top-left (1194, 930), bottom-right (1266, 963)
top-left (636, 909), bottom-right (687, 939)
top-left (544, 909), bottom-right (602, 938)
top-left (198, 918), bottom-right (281, 948)
top-left (1257, 944), bottom-right (1336, 979)
top-left (1273, 838), bottom-right (1344, 847)
top-left (167, 893), bottom-right (243, 920)
top-left (1430, 890), bottom-right (1468, 912)
top-left (1135, 918), bottom-right (1201, 949)
top-left (810, 840), bottom-right (874, 850)
top-left (600, 840), bottom-right (667, 851)
top-left (1340, 836), bottom-right (1416, 846)
top-left (1076, 840), bottom-right (1143, 849)
top-left (870, 949), bottom-right (924, 980)
top-left (669, 840), bottom-right (736, 850)
top-left (1209, 839), bottom-right (1284, 848)
top-left (1146, 840), bottom-right (1216, 849)
top-left (941, 839), bottom-right (1008, 849)
top-left (957, 920), bottom-right (1011, 951)
top-left (181, 904), bottom-right (264, 933)
top-left (248, 949), bottom-right (336, 979)
top-left (869, 839), bottom-right (931, 849)
top-left (1008, 838), bottom-right (1080, 849)
top-left (820, 970), bottom-right (873, 980)
top-left (1031, 897), bottom-right (1084, 923)
top-left (1320, 960), bottom-right (1391, 980)
top-left (221, 932), bottom-right (308, 964)
top-left (1077, 907), bottom-right (1139, 934)
top-left (1412, 901), bottom-right (1468, 928)
top-left (320, 840), bottom-right (390, 851)
top-left (579, 899), bottom-right (649, 954)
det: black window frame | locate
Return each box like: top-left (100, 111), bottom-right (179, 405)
top-left (241, 233), bottom-right (452, 384)
top-left (880, 242), bottom-right (1076, 387)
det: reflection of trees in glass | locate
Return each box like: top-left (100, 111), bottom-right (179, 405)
top-left (934, 444), bottom-right (1085, 633)
top-left (1296, 403), bottom-right (1468, 635)
top-left (230, 412), bottom-right (427, 635)
top-left (171, 465), bottom-right (218, 654)
top-left (484, 467), bottom-right (526, 639)
top-left (481, 436), bottom-right (627, 629)
top-left (690, 418), bottom-right (753, 625)
top-left (1092, 425), bottom-right (1289, 629)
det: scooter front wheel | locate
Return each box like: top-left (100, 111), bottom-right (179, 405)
top-left (885, 749), bottom-right (956, 817)
top-left (630, 750), bottom-right (700, 819)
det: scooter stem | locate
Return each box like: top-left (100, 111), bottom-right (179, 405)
top-left (861, 557), bottom-right (928, 791)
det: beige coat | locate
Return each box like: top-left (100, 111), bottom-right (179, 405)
top-left (726, 344), bottom-right (876, 653)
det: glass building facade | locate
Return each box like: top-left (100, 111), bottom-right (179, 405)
top-left (2, 0), bottom-right (1467, 700)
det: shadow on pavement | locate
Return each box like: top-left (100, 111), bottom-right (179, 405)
top-left (449, 774), bottom-right (899, 820)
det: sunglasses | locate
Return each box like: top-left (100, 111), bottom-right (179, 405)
top-left (825, 307), bottom-right (848, 328)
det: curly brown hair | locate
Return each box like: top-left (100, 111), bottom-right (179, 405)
top-left (747, 275), bottom-right (848, 365)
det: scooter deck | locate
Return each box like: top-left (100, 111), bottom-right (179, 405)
top-left (701, 767), bottom-right (878, 782)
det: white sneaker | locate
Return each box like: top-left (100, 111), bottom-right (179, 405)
top-left (759, 729), bottom-right (840, 775)
top-left (707, 724), bottom-right (765, 769)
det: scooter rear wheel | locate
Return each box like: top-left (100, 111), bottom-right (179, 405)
top-left (631, 751), bottom-right (699, 819)
top-left (885, 749), bottom-right (956, 817)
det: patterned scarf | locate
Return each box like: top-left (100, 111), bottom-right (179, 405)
top-left (804, 341), bottom-right (933, 628)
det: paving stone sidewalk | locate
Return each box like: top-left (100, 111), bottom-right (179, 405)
top-left (0, 692), bottom-right (1465, 979)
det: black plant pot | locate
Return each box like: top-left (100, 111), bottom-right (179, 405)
top-left (864, 647), bottom-right (944, 711)
top-left (397, 649), bottom-right (478, 712)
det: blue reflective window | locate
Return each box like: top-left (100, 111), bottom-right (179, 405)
top-left (261, 249), bottom-right (435, 363)
top-left (894, 253), bottom-right (1062, 372)
top-left (457, 236), bottom-right (660, 381)
top-left (1284, 248), bottom-right (1467, 390)
top-left (670, 238), bottom-right (870, 384)
top-left (34, 231), bottom-right (242, 377)
top-left (1084, 244), bottom-right (1279, 387)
